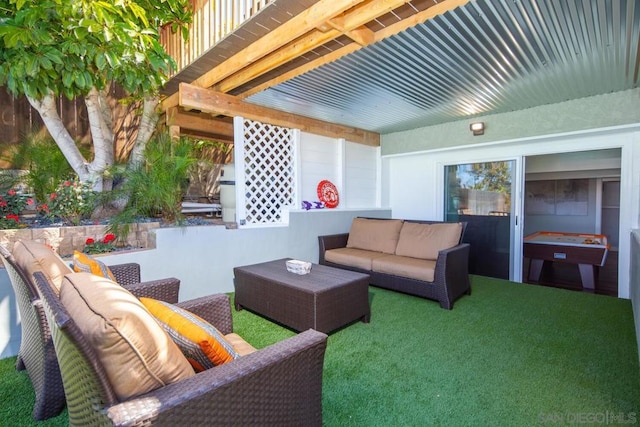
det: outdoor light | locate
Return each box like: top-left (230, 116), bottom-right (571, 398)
top-left (470, 122), bottom-right (485, 136)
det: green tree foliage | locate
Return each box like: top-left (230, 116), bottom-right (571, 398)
top-left (469, 162), bottom-right (512, 206)
top-left (0, 0), bottom-right (192, 192)
top-left (0, 0), bottom-right (191, 100)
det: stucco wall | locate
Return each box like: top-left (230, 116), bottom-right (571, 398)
top-left (381, 88), bottom-right (640, 156)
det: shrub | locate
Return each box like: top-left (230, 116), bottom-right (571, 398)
top-left (108, 132), bottom-right (196, 227)
top-left (0, 214), bottom-right (26, 230)
top-left (39, 180), bottom-right (96, 225)
top-left (0, 189), bottom-right (31, 229)
top-left (0, 189), bottom-right (29, 216)
top-left (84, 233), bottom-right (117, 254)
top-left (2, 134), bottom-right (77, 203)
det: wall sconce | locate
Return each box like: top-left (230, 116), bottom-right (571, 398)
top-left (470, 122), bottom-right (485, 136)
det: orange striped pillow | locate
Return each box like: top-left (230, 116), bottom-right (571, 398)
top-left (139, 298), bottom-right (240, 372)
top-left (73, 251), bottom-right (116, 281)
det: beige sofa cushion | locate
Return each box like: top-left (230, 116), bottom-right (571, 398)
top-left (346, 218), bottom-right (403, 254)
top-left (372, 255), bottom-right (437, 282)
top-left (395, 222), bottom-right (463, 260)
top-left (60, 273), bottom-right (195, 400)
top-left (325, 247), bottom-right (389, 270)
top-left (12, 240), bottom-right (73, 295)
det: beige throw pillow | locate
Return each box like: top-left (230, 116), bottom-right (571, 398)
top-left (12, 240), bottom-right (73, 295)
top-left (59, 273), bottom-right (195, 400)
top-left (346, 218), bottom-right (404, 254)
top-left (395, 222), bottom-right (463, 260)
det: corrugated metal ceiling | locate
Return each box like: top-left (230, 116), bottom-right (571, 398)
top-left (246, 0), bottom-right (640, 134)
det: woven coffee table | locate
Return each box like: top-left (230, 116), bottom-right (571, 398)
top-left (233, 259), bottom-right (370, 333)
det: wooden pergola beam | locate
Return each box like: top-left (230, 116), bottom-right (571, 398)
top-left (192, 0), bottom-right (367, 90)
top-left (166, 108), bottom-right (234, 139)
top-left (238, 0), bottom-right (471, 99)
top-left (161, 0), bottom-right (470, 146)
top-left (179, 83), bottom-right (380, 146)
top-left (214, 0), bottom-right (411, 94)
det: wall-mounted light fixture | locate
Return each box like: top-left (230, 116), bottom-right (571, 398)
top-left (470, 122), bottom-right (485, 136)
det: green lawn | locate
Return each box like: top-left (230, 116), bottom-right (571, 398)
top-left (2, 275), bottom-right (638, 426)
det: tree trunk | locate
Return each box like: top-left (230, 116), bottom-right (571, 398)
top-left (26, 93), bottom-right (90, 181)
top-left (85, 87), bottom-right (115, 191)
top-left (129, 96), bottom-right (159, 169)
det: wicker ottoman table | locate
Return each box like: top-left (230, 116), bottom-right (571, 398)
top-left (233, 258), bottom-right (370, 333)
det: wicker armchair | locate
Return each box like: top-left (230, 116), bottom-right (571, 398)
top-left (33, 271), bottom-right (328, 427)
top-left (0, 243), bottom-right (180, 421)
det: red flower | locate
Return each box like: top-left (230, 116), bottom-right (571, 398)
top-left (26, 198), bottom-right (34, 205)
top-left (85, 238), bottom-right (95, 245)
top-left (38, 203), bottom-right (49, 212)
top-left (6, 214), bottom-right (19, 223)
top-left (103, 234), bottom-right (116, 243)
top-left (63, 181), bottom-right (71, 187)
top-left (49, 193), bottom-right (56, 200)
top-left (7, 189), bottom-right (16, 196)
top-left (0, 201), bottom-right (6, 207)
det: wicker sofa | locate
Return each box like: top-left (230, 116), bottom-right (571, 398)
top-left (318, 217), bottom-right (471, 309)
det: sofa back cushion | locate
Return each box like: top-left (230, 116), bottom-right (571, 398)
top-left (60, 273), bottom-right (195, 400)
top-left (346, 218), bottom-right (404, 254)
top-left (12, 240), bottom-right (73, 295)
top-left (395, 222), bottom-right (463, 260)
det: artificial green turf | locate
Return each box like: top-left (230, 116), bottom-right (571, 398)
top-left (1, 275), bottom-right (638, 426)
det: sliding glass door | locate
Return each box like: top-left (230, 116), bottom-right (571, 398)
top-left (444, 161), bottom-right (519, 280)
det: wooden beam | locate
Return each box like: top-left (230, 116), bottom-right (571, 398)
top-left (213, 27), bottom-right (342, 93)
top-left (181, 130), bottom-right (234, 145)
top-left (237, 0), bottom-right (470, 99)
top-left (192, 0), bottom-right (367, 89)
top-left (239, 43), bottom-right (361, 99)
top-left (166, 108), bottom-right (234, 139)
top-left (179, 83), bottom-right (379, 146)
top-left (375, 0), bottom-right (471, 41)
top-left (214, 0), bottom-right (410, 94)
top-left (344, 26), bottom-right (375, 46)
top-left (161, 92), bottom-right (180, 112)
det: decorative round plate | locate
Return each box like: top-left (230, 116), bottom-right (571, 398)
top-left (317, 180), bottom-right (339, 208)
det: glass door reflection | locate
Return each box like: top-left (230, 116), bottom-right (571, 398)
top-left (445, 161), bottom-right (515, 280)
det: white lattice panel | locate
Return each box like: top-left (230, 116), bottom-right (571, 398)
top-left (237, 118), bottom-right (296, 225)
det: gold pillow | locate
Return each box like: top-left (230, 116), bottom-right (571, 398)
top-left (59, 273), bottom-right (195, 400)
top-left (346, 218), bottom-right (404, 254)
top-left (395, 222), bottom-right (462, 260)
top-left (12, 240), bottom-right (73, 295)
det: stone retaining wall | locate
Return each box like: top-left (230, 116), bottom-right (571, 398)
top-left (0, 222), bottom-right (160, 256)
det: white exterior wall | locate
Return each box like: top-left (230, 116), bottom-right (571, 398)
top-left (382, 125), bottom-right (640, 299)
top-left (343, 141), bottom-right (380, 208)
top-left (298, 132), bottom-right (380, 209)
top-left (298, 132), bottom-right (340, 205)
